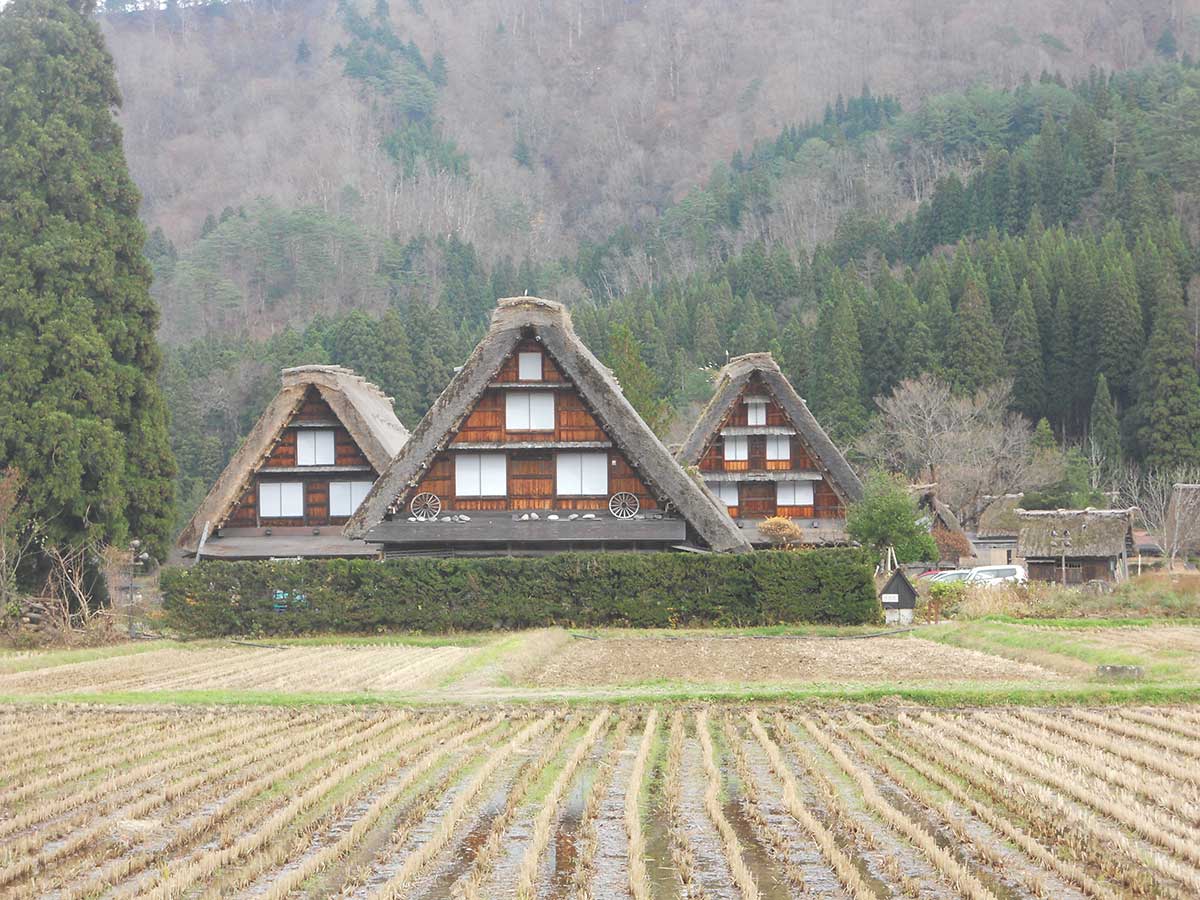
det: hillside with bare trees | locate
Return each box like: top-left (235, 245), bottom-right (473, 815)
top-left (104, 0), bottom-right (1190, 264)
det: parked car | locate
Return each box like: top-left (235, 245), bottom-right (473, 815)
top-left (929, 569), bottom-right (972, 584)
top-left (965, 564), bottom-right (1027, 586)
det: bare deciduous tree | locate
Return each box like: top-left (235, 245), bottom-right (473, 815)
top-left (1118, 467), bottom-right (1200, 565)
top-left (857, 374), bottom-right (1059, 526)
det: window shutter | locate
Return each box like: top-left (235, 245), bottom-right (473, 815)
top-left (747, 400), bottom-right (766, 426)
top-left (296, 432), bottom-right (315, 466)
top-left (580, 453), bottom-right (608, 494)
top-left (556, 452), bottom-right (582, 495)
top-left (518, 352), bottom-right (543, 380)
top-left (766, 435), bottom-right (790, 460)
top-left (330, 482), bottom-right (353, 516)
top-left (314, 430), bottom-right (335, 465)
top-left (528, 393), bottom-right (555, 429)
top-left (456, 454), bottom-right (481, 496)
top-left (724, 436), bottom-right (748, 461)
top-left (505, 393), bottom-right (530, 430)
top-left (280, 483), bottom-right (304, 517)
top-left (480, 455), bottom-right (507, 495)
top-left (259, 482), bottom-right (281, 517)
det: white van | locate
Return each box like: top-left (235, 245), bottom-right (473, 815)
top-left (966, 564), bottom-right (1027, 586)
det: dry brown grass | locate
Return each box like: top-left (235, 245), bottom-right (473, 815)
top-left (2, 704), bottom-right (1198, 898)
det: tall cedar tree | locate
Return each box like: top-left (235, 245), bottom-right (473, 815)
top-left (1134, 297), bottom-right (1200, 469)
top-left (945, 281), bottom-right (1004, 394)
top-left (1096, 258), bottom-right (1142, 405)
top-left (807, 288), bottom-right (867, 443)
top-left (606, 323), bottom-right (671, 436)
top-left (1006, 281), bottom-right (1045, 419)
top-left (0, 0), bottom-right (175, 560)
top-left (1089, 373), bottom-right (1121, 470)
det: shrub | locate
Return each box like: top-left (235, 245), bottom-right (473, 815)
top-left (160, 549), bottom-right (880, 636)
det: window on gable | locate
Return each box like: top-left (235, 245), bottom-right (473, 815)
top-left (329, 480), bottom-right (373, 517)
top-left (260, 482), bottom-right (304, 518)
top-left (724, 436), bottom-right (748, 461)
top-left (455, 454), bottom-right (507, 497)
top-left (557, 452), bottom-right (609, 496)
top-left (505, 392), bottom-right (555, 430)
top-left (518, 351), bottom-right (543, 380)
top-left (296, 429), bottom-right (335, 466)
top-left (765, 435), bottom-right (791, 460)
top-left (746, 399), bottom-right (767, 426)
top-left (776, 481), bottom-right (814, 507)
top-left (707, 481), bottom-right (739, 507)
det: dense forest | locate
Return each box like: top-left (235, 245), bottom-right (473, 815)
top-left (155, 41), bottom-right (1200, 527)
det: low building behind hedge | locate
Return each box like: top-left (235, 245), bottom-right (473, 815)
top-left (161, 549), bottom-right (879, 636)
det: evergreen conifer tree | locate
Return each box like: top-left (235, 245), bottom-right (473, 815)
top-left (1007, 282), bottom-right (1045, 420)
top-left (945, 281), bottom-right (1004, 394)
top-left (1089, 373), bottom-right (1121, 471)
top-left (0, 0), bottom-right (176, 561)
top-left (1096, 259), bottom-right (1143, 405)
top-left (606, 323), bottom-right (671, 435)
top-left (692, 305), bottom-right (722, 366)
top-left (1133, 296), bottom-right (1200, 468)
top-left (807, 291), bottom-right (867, 443)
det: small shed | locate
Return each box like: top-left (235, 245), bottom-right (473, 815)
top-left (1016, 508), bottom-right (1136, 584)
top-left (879, 568), bottom-right (918, 625)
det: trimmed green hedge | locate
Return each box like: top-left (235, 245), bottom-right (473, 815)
top-left (160, 549), bottom-right (880, 636)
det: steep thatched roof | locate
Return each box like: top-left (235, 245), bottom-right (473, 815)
top-left (1016, 508), bottom-right (1135, 559)
top-left (176, 366), bottom-right (409, 553)
top-left (917, 489), bottom-right (977, 560)
top-left (675, 352), bottom-right (863, 505)
top-left (346, 298), bottom-right (751, 553)
top-left (977, 493), bottom-right (1024, 538)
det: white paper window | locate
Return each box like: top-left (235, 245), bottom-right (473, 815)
top-left (747, 400), bottom-right (767, 426)
top-left (724, 436), bottom-right (748, 461)
top-left (296, 429), bottom-right (335, 466)
top-left (776, 481), bottom-right (814, 507)
top-left (557, 452), bottom-right (608, 496)
top-left (505, 392), bottom-right (555, 430)
top-left (765, 435), bottom-right (791, 460)
top-left (329, 480), bottom-right (373, 516)
top-left (455, 454), bottom-right (507, 497)
top-left (518, 351), bottom-right (543, 380)
top-left (707, 481), bottom-right (739, 507)
top-left (260, 482), bottom-right (304, 518)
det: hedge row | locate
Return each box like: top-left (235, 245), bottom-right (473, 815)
top-left (160, 549), bottom-right (880, 636)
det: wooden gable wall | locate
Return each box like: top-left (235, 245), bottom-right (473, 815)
top-left (410, 338), bottom-right (658, 512)
top-left (697, 374), bottom-right (846, 520)
top-left (223, 386), bottom-right (377, 528)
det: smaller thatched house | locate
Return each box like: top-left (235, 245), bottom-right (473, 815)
top-left (675, 353), bottom-right (862, 548)
top-left (972, 493), bottom-right (1023, 565)
top-left (175, 366), bottom-right (409, 562)
top-left (914, 486), bottom-right (976, 566)
top-left (1016, 508), bottom-right (1136, 584)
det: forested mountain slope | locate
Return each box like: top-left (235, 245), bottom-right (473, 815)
top-left (106, 0), bottom-right (1185, 260)
top-left (95, 0), bottom-right (1200, 529)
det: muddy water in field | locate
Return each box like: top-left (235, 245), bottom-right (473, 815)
top-left (780, 722), bottom-right (952, 898)
top-left (679, 735), bottom-right (738, 897)
top-left (405, 743), bottom-right (538, 900)
top-left (642, 754), bottom-right (681, 898)
top-left (587, 731), bottom-right (636, 898)
top-left (543, 735), bottom-right (609, 899)
top-left (739, 731), bottom-right (849, 897)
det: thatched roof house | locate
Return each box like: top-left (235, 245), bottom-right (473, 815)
top-left (347, 298), bottom-right (751, 555)
top-left (675, 353), bottom-right (862, 547)
top-left (176, 366), bottom-right (409, 561)
top-left (1016, 508), bottom-right (1135, 583)
top-left (971, 493), bottom-right (1023, 565)
top-left (916, 488), bottom-right (977, 564)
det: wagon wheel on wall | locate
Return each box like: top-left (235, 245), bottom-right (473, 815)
top-left (410, 492), bottom-right (442, 521)
top-left (608, 492), bottom-right (640, 519)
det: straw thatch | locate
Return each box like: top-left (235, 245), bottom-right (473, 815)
top-left (977, 493), bottom-right (1024, 538)
top-left (675, 352), bottom-right (863, 506)
top-left (346, 298), bottom-right (751, 553)
top-left (176, 366), bottom-right (409, 553)
top-left (1016, 508), bottom-right (1135, 559)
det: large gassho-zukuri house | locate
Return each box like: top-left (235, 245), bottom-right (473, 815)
top-left (346, 297), bottom-right (751, 556)
top-left (175, 366), bottom-right (410, 561)
top-left (676, 353), bottom-right (863, 547)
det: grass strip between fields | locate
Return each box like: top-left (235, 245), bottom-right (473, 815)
top-left (2, 681), bottom-right (1198, 708)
